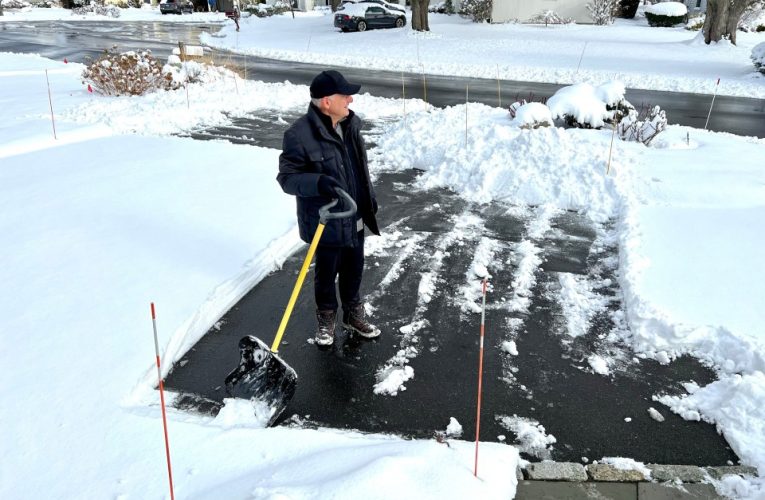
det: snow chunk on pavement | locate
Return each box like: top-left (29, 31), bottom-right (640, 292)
top-left (502, 341), bottom-right (519, 356)
top-left (588, 354), bottom-right (611, 375)
top-left (601, 457), bottom-right (652, 479)
top-left (213, 398), bottom-right (272, 429)
top-left (498, 415), bottom-right (557, 459)
top-left (648, 407), bottom-right (665, 422)
top-left (446, 417), bottom-right (463, 437)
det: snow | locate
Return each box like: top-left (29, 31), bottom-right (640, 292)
top-left (648, 407), bottom-right (666, 423)
top-left (2, 6), bottom-right (765, 498)
top-left (511, 101), bottom-right (553, 129)
top-left (646, 2), bottom-right (688, 17)
top-left (601, 457), bottom-right (652, 479)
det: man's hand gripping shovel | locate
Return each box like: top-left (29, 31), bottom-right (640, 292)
top-left (224, 188), bottom-right (357, 426)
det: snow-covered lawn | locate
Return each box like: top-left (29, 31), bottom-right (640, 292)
top-left (1, 7), bottom-right (765, 499)
top-left (3, 5), bottom-right (764, 98)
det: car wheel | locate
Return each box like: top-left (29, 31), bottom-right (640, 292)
top-left (357, 20), bottom-right (367, 32)
top-left (395, 17), bottom-right (404, 28)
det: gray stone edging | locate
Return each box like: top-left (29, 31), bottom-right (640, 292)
top-left (520, 462), bottom-right (758, 483)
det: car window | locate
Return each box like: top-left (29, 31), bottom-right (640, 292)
top-left (368, 6), bottom-right (383, 13)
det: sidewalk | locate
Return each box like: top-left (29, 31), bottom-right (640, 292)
top-left (516, 481), bottom-right (723, 499)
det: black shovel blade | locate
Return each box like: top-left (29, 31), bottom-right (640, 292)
top-left (224, 335), bottom-right (297, 427)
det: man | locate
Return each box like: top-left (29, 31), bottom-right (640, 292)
top-left (277, 70), bottom-right (381, 347)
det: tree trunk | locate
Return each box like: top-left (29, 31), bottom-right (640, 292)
top-left (703, 0), bottom-right (755, 45)
top-left (331, 0), bottom-right (341, 12)
top-left (410, 0), bottom-right (430, 31)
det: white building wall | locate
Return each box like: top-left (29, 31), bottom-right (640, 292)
top-left (492, 0), bottom-right (591, 24)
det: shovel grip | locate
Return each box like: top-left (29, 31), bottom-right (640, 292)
top-left (319, 188), bottom-right (357, 224)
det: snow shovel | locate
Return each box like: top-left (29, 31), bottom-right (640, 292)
top-left (224, 188), bottom-right (357, 426)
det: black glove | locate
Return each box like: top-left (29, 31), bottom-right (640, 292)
top-left (317, 175), bottom-right (341, 197)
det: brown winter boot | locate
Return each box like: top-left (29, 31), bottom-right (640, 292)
top-left (342, 303), bottom-right (381, 339)
top-left (315, 309), bottom-right (337, 346)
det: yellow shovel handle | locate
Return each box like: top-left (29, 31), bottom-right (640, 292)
top-left (270, 223), bottom-right (326, 353)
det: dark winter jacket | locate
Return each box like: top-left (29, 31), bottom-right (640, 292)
top-left (277, 104), bottom-right (380, 247)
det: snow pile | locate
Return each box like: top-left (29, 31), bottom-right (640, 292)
top-left (498, 415), bottom-right (557, 459)
top-left (655, 372), bottom-right (765, 469)
top-left (502, 340), bottom-right (519, 356)
top-left (646, 2), bottom-right (688, 17)
top-left (375, 104), bottom-right (628, 221)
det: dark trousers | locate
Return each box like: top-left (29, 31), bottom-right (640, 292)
top-left (314, 231), bottom-right (364, 312)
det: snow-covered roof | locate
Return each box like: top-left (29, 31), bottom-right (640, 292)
top-left (338, 2), bottom-right (396, 17)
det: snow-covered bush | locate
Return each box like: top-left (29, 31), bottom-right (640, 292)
top-left (586, 0), bottom-right (618, 25)
top-left (546, 81), bottom-right (633, 129)
top-left (739, 2), bottom-right (765, 32)
top-left (527, 10), bottom-right (572, 26)
top-left (509, 101), bottom-right (554, 129)
top-left (645, 1), bottom-right (687, 27)
top-left (685, 13), bottom-right (704, 31)
top-left (752, 42), bottom-right (765, 75)
top-left (246, 0), bottom-right (290, 17)
top-left (461, 0), bottom-right (492, 22)
top-left (1, 0), bottom-right (31, 8)
top-left (73, 2), bottom-right (122, 16)
top-left (82, 48), bottom-right (177, 96)
top-left (163, 55), bottom-right (206, 85)
top-left (429, 0), bottom-right (455, 14)
top-left (617, 105), bottom-right (667, 146)
top-left (617, 0), bottom-right (639, 19)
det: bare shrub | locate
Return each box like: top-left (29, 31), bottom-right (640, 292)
top-left (617, 105), bottom-right (667, 145)
top-left (587, 0), bottom-right (618, 25)
top-left (527, 10), bottom-right (572, 26)
top-left (82, 48), bottom-right (178, 96)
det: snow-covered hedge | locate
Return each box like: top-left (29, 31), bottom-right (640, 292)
top-left (752, 42), bottom-right (765, 75)
top-left (645, 1), bottom-right (687, 27)
top-left (546, 81), bottom-right (633, 128)
top-left (617, 0), bottom-right (639, 19)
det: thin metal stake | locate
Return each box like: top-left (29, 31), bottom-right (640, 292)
top-left (421, 64), bottom-right (427, 103)
top-left (474, 278), bottom-right (488, 477)
top-left (402, 71), bottom-right (406, 123)
top-left (576, 41), bottom-right (588, 74)
top-left (496, 64), bottom-right (501, 108)
top-left (704, 78), bottom-right (720, 130)
top-left (150, 303), bottom-right (175, 500)
top-left (465, 84), bottom-right (469, 147)
top-left (44, 69), bottom-right (57, 140)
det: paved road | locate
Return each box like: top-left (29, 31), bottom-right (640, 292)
top-left (1, 20), bottom-right (764, 137)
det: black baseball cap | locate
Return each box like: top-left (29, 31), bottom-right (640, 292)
top-left (309, 70), bottom-right (361, 99)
